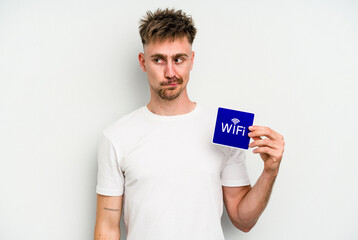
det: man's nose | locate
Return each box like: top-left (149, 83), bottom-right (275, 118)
top-left (164, 62), bottom-right (176, 79)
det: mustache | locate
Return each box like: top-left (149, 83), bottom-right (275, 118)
top-left (160, 77), bottom-right (183, 86)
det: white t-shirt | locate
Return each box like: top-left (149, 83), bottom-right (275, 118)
top-left (96, 104), bottom-right (251, 240)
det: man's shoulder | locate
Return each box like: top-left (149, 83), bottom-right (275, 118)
top-left (195, 104), bottom-right (218, 127)
top-left (102, 106), bottom-right (145, 139)
top-left (197, 104), bottom-right (216, 117)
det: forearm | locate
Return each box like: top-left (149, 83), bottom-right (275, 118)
top-left (235, 170), bottom-right (277, 230)
top-left (95, 194), bottom-right (123, 240)
top-left (94, 223), bottom-right (120, 240)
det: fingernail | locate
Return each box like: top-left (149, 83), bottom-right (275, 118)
top-left (249, 126), bottom-right (253, 130)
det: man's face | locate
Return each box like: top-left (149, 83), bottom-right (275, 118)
top-left (138, 37), bottom-right (195, 101)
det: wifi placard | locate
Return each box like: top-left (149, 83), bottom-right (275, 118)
top-left (212, 107), bottom-right (255, 150)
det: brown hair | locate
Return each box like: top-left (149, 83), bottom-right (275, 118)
top-left (139, 8), bottom-right (197, 45)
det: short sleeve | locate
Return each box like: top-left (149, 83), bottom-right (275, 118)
top-left (221, 148), bottom-right (251, 187)
top-left (96, 132), bottom-right (124, 196)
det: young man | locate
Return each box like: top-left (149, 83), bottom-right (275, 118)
top-left (94, 9), bottom-right (285, 240)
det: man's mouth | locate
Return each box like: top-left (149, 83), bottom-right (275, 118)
top-left (160, 78), bottom-right (183, 86)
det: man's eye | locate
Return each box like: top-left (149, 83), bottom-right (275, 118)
top-left (175, 58), bottom-right (183, 64)
top-left (154, 58), bottom-right (164, 63)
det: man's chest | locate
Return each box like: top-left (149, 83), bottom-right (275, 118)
top-left (119, 126), bottom-right (227, 189)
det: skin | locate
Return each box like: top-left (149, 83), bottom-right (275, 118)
top-left (94, 36), bottom-right (285, 239)
top-left (94, 195), bottom-right (122, 239)
top-left (138, 37), bottom-right (196, 116)
top-left (223, 125), bottom-right (285, 232)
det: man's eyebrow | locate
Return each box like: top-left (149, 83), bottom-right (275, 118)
top-left (150, 53), bottom-right (188, 59)
top-left (150, 54), bottom-right (167, 59)
top-left (173, 53), bottom-right (188, 58)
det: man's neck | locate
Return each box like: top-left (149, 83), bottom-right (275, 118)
top-left (147, 91), bottom-right (196, 116)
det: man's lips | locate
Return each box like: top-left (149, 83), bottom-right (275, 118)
top-left (160, 77), bottom-right (183, 86)
top-left (160, 81), bottom-right (182, 86)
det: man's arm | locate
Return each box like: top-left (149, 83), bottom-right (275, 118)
top-left (94, 194), bottom-right (123, 240)
top-left (223, 126), bottom-right (285, 232)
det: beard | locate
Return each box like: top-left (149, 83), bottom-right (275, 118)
top-left (151, 76), bottom-right (185, 101)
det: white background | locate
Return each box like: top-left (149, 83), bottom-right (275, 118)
top-left (1, 0), bottom-right (357, 239)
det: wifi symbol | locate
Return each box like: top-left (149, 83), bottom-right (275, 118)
top-left (231, 118), bottom-right (240, 125)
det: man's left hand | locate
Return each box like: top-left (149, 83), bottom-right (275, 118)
top-left (248, 126), bottom-right (285, 175)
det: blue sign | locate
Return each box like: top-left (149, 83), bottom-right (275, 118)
top-left (212, 107), bottom-right (255, 150)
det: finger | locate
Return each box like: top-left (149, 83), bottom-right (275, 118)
top-left (252, 147), bottom-right (278, 159)
top-left (250, 136), bottom-right (261, 145)
top-left (248, 126), bottom-right (282, 141)
top-left (251, 136), bottom-right (262, 141)
top-left (249, 138), bottom-right (279, 149)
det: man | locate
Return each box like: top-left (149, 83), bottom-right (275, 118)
top-left (94, 8), bottom-right (285, 240)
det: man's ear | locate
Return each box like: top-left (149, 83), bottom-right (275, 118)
top-left (138, 53), bottom-right (147, 72)
top-left (190, 51), bottom-right (195, 70)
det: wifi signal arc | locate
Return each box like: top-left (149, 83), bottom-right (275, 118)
top-left (231, 118), bottom-right (240, 125)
